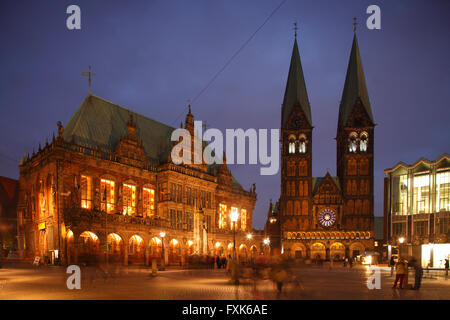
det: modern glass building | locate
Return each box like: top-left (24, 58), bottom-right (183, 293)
top-left (384, 154), bottom-right (449, 268)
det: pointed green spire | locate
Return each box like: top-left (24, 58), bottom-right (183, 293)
top-left (339, 33), bottom-right (373, 126)
top-left (281, 38), bottom-right (312, 127)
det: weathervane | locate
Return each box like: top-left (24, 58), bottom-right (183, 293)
top-left (82, 65), bottom-right (95, 95)
top-left (353, 17), bottom-right (358, 33)
top-left (293, 22), bottom-right (298, 39)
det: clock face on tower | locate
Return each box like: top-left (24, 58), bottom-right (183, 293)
top-left (318, 208), bottom-right (336, 228)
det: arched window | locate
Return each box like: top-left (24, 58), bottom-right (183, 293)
top-left (298, 134), bottom-right (307, 154)
top-left (348, 132), bottom-right (358, 153)
top-left (360, 132), bottom-right (368, 152)
top-left (288, 135), bottom-right (296, 154)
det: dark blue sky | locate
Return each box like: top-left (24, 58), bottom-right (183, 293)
top-left (1, 0), bottom-right (449, 229)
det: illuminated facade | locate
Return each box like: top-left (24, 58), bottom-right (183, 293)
top-left (16, 95), bottom-right (258, 265)
top-left (384, 154), bottom-right (450, 267)
top-left (265, 31), bottom-right (374, 260)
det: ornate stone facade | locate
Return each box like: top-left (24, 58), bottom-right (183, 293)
top-left (16, 95), bottom-right (258, 265)
top-left (265, 33), bottom-right (375, 260)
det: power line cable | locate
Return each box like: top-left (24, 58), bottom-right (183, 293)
top-left (171, 0), bottom-right (289, 126)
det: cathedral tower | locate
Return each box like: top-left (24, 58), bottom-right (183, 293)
top-left (336, 32), bottom-right (375, 232)
top-left (280, 35), bottom-right (312, 230)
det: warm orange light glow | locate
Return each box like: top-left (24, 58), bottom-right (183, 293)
top-left (215, 241), bottom-right (221, 248)
top-left (101, 179), bottom-right (115, 213)
top-left (67, 230), bottom-right (74, 239)
top-left (241, 209), bottom-right (247, 231)
top-left (108, 233), bottom-right (122, 242)
top-left (160, 232), bottom-right (166, 238)
top-left (187, 240), bottom-right (193, 246)
top-left (81, 175), bottom-right (92, 209)
top-left (143, 187), bottom-right (155, 217)
top-left (228, 243), bottom-right (233, 249)
top-left (80, 231), bottom-right (98, 241)
top-left (123, 183), bottom-right (136, 215)
top-left (171, 239), bottom-right (178, 245)
top-left (130, 234), bottom-right (143, 244)
top-left (218, 204), bottom-right (227, 229)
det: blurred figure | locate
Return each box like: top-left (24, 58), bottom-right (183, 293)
top-left (389, 256), bottom-right (395, 276)
top-left (410, 258), bottom-right (423, 290)
top-left (392, 257), bottom-right (407, 289)
top-left (271, 262), bottom-right (288, 298)
top-left (216, 255), bottom-right (221, 269)
top-left (445, 258), bottom-right (449, 276)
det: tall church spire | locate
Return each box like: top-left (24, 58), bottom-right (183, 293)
top-left (338, 32), bottom-right (373, 127)
top-left (281, 35), bottom-right (312, 127)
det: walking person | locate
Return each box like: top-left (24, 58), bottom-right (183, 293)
top-left (410, 258), bottom-right (423, 290)
top-left (389, 256), bottom-right (395, 276)
top-left (392, 257), bottom-right (407, 289)
top-left (445, 258), bottom-right (449, 276)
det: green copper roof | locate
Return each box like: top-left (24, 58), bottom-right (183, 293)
top-left (62, 94), bottom-right (244, 190)
top-left (281, 38), bottom-right (312, 127)
top-left (339, 34), bottom-right (373, 126)
top-left (63, 95), bottom-right (174, 164)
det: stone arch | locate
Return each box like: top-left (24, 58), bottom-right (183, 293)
top-left (250, 245), bottom-right (258, 258)
top-left (107, 233), bottom-right (124, 264)
top-left (128, 234), bottom-right (145, 265)
top-left (291, 242), bottom-right (307, 259)
top-left (168, 239), bottom-right (181, 264)
top-left (330, 242), bottom-right (345, 261)
top-left (149, 237), bottom-right (162, 263)
top-left (239, 244), bottom-right (248, 262)
top-left (310, 242), bottom-right (326, 260)
top-left (349, 242), bottom-right (365, 258)
top-left (78, 231), bottom-right (100, 264)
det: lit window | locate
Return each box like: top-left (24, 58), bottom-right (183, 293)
top-left (143, 187), bottom-right (155, 218)
top-left (218, 204), bottom-right (227, 229)
top-left (413, 173), bottom-right (430, 214)
top-left (101, 179), bottom-right (115, 213)
top-left (436, 171), bottom-right (450, 211)
top-left (348, 132), bottom-right (358, 153)
top-left (123, 183), bottom-right (136, 215)
top-left (80, 175), bottom-right (92, 209)
top-left (298, 134), bottom-right (307, 154)
top-left (241, 209), bottom-right (247, 231)
top-left (392, 174), bottom-right (408, 215)
top-left (289, 141), bottom-right (295, 154)
top-left (360, 132), bottom-right (368, 152)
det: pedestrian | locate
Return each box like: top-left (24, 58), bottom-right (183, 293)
top-left (349, 257), bottom-right (353, 268)
top-left (445, 258), bottom-right (449, 276)
top-left (392, 257), bottom-right (407, 289)
top-left (216, 256), bottom-right (221, 269)
top-left (343, 257), bottom-right (347, 267)
top-left (410, 258), bottom-right (423, 290)
top-left (389, 256), bottom-right (395, 276)
top-left (271, 264), bottom-right (287, 298)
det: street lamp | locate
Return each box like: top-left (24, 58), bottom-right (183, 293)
top-left (230, 210), bottom-right (239, 261)
top-left (229, 210), bottom-right (239, 285)
top-left (263, 238), bottom-right (270, 256)
top-left (398, 237), bottom-right (405, 244)
top-left (160, 232), bottom-right (166, 270)
top-left (247, 233), bottom-right (252, 240)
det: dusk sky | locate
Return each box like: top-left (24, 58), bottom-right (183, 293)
top-left (1, 0), bottom-right (449, 230)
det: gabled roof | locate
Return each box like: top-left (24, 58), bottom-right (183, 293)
top-left (62, 94), bottom-right (246, 190)
top-left (338, 34), bottom-right (373, 127)
top-left (312, 174), bottom-right (341, 195)
top-left (63, 95), bottom-right (174, 164)
top-left (281, 38), bottom-right (312, 127)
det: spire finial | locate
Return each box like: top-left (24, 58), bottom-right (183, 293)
top-left (293, 22), bottom-right (298, 39)
top-left (353, 17), bottom-right (357, 33)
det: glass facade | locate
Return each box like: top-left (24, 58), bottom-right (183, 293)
top-left (391, 174), bottom-right (408, 216)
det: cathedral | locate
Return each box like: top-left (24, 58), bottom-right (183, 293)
top-left (16, 95), bottom-right (258, 266)
top-left (265, 29), bottom-right (375, 260)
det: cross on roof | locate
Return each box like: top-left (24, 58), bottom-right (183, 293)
top-left (81, 66), bottom-right (96, 95)
top-left (353, 17), bottom-right (358, 33)
top-left (293, 22), bottom-right (298, 39)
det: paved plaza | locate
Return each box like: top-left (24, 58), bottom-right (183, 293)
top-left (0, 263), bottom-right (449, 300)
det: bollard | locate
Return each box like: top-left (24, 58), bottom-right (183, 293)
top-left (151, 259), bottom-right (157, 277)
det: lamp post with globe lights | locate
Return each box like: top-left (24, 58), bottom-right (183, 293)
top-left (229, 210), bottom-right (239, 284)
